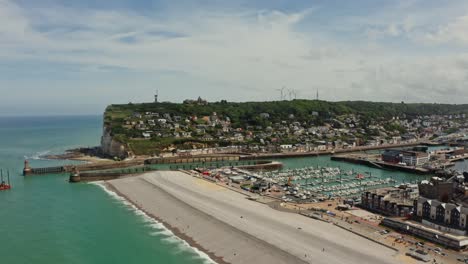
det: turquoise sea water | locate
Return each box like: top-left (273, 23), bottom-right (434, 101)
top-left (0, 116), bottom-right (213, 264)
top-left (1, 116), bottom-right (466, 264)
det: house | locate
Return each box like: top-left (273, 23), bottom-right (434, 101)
top-left (232, 133), bottom-right (244, 142)
top-left (382, 150), bottom-right (402, 164)
top-left (361, 184), bottom-right (418, 217)
top-left (414, 197), bottom-right (468, 235)
top-left (181, 132), bottom-right (192, 138)
top-left (401, 151), bottom-right (430, 166)
top-left (280, 144), bottom-right (293, 150)
top-left (201, 134), bottom-right (214, 141)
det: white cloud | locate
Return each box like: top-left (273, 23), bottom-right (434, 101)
top-left (1, 0), bottom-right (468, 115)
top-left (423, 15), bottom-right (468, 45)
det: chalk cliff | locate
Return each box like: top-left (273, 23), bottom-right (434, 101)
top-left (101, 126), bottom-right (131, 159)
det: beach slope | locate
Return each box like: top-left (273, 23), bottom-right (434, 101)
top-left (108, 171), bottom-right (400, 264)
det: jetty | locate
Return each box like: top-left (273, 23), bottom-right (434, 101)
top-left (331, 154), bottom-right (430, 174)
top-left (22, 159), bottom-right (144, 176)
top-left (23, 153), bottom-right (282, 183)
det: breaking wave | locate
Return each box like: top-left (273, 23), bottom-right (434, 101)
top-left (91, 181), bottom-right (216, 264)
top-left (24, 150), bottom-right (52, 160)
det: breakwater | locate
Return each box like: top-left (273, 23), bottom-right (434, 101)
top-left (145, 155), bottom-right (239, 165)
top-left (70, 166), bottom-right (157, 182)
top-left (330, 155), bottom-right (430, 174)
top-left (236, 161), bottom-right (283, 171)
top-left (23, 158), bottom-right (145, 176)
top-left (240, 142), bottom-right (425, 160)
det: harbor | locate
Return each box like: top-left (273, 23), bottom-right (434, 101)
top-left (259, 166), bottom-right (398, 198)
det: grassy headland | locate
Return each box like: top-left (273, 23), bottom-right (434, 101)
top-left (103, 100), bottom-right (468, 156)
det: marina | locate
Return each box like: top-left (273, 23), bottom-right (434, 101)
top-left (261, 166), bottom-right (397, 198)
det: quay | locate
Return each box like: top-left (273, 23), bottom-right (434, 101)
top-left (23, 141), bottom-right (438, 176)
top-left (240, 141), bottom-right (429, 160)
top-left (166, 160), bottom-right (281, 171)
top-left (69, 166), bottom-right (157, 182)
top-left (23, 155), bottom-right (239, 176)
top-left (330, 154), bottom-right (431, 174)
top-left (145, 155), bottom-right (239, 164)
top-left (67, 160), bottom-right (281, 183)
top-left (23, 154), bottom-right (282, 183)
top-left (22, 159), bottom-right (144, 176)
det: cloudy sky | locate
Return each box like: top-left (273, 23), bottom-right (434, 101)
top-left (2, 0), bottom-right (468, 115)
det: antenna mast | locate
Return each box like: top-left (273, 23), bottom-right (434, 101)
top-left (154, 90), bottom-right (159, 103)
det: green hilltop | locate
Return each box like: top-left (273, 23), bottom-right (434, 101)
top-left (103, 100), bottom-right (468, 155)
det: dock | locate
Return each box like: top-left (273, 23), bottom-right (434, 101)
top-left (330, 154), bottom-right (431, 174)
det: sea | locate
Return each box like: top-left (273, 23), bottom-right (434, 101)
top-left (0, 115), bottom-right (467, 264)
top-left (0, 116), bottom-right (215, 264)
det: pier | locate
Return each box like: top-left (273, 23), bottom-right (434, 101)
top-left (145, 155), bottom-right (239, 165)
top-left (23, 159), bottom-right (144, 176)
top-left (167, 160), bottom-right (282, 171)
top-left (68, 166), bottom-right (158, 183)
top-left (240, 141), bottom-right (426, 160)
top-left (331, 154), bottom-right (430, 174)
top-left (23, 160), bottom-right (64, 176)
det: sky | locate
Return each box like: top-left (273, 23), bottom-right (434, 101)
top-left (2, 0), bottom-right (468, 115)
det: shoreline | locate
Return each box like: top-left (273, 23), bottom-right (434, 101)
top-left (105, 171), bottom-right (400, 264)
top-left (103, 182), bottom-right (227, 264)
top-left (104, 176), bottom-right (308, 264)
top-left (43, 140), bottom-right (429, 164)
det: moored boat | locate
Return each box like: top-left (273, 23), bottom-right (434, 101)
top-left (0, 170), bottom-right (11, 191)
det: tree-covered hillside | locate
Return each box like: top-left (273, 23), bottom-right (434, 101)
top-left (103, 100), bottom-right (468, 155)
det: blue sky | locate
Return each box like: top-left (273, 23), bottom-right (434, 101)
top-left (2, 0), bottom-right (468, 115)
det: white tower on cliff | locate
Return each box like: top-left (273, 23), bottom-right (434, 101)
top-left (154, 90), bottom-right (159, 103)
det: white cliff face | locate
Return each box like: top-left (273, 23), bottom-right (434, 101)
top-left (101, 126), bottom-right (131, 159)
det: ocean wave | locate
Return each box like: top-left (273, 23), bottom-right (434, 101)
top-left (24, 150), bottom-right (52, 160)
top-left (91, 181), bottom-right (217, 264)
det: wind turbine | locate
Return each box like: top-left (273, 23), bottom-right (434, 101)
top-left (287, 89), bottom-right (292, 100)
top-left (288, 89), bottom-right (297, 100)
top-left (276, 86), bottom-right (286, 100)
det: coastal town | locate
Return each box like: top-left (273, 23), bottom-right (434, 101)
top-left (104, 98), bottom-right (468, 158)
top-left (7, 1), bottom-right (468, 264)
top-left (20, 98), bottom-right (468, 263)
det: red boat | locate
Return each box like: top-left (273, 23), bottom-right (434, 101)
top-left (0, 183), bottom-right (10, 191)
top-left (0, 169), bottom-right (11, 191)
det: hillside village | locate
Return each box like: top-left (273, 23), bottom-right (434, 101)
top-left (104, 99), bottom-right (468, 156)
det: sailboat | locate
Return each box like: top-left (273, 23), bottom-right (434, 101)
top-left (0, 170), bottom-right (11, 191)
